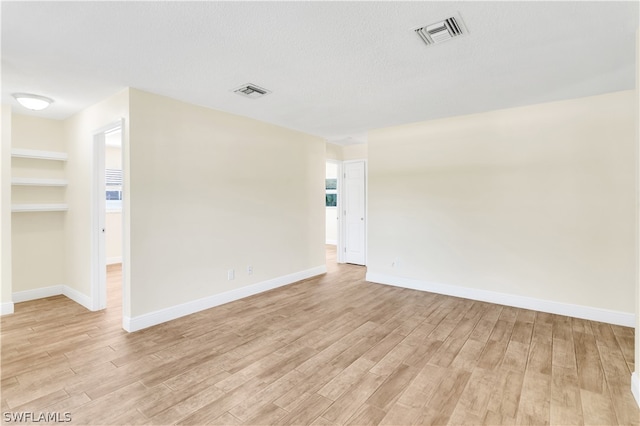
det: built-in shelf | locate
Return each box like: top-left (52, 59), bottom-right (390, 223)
top-left (12, 204), bottom-right (68, 213)
top-left (11, 148), bottom-right (69, 212)
top-left (11, 148), bottom-right (68, 161)
top-left (11, 177), bottom-right (68, 186)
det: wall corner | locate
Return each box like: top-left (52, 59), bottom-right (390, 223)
top-left (1, 105), bottom-right (13, 312)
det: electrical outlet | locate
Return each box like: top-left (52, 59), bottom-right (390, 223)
top-left (247, 265), bottom-right (253, 275)
top-left (227, 269), bottom-right (235, 280)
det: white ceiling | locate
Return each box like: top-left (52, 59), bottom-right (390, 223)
top-left (2, 2), bottom-right (638, 145)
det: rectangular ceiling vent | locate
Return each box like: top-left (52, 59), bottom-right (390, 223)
top-left (232, 83), bottom-right (271, 99)
top-left (414, 15), bottom-right (466, 47)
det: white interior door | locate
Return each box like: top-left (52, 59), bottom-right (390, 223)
top-left (344, 160), bottom-right (366, 265)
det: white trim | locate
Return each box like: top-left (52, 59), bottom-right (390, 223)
top-left (325, 239), bottom-right (337, 245)
top-left (11, 204), bottom-right (68, 212)
top-left (632, 372), bottom-right (639, 408)
top-left (365, 272), bottom-right (635, 327)
top-left (123, 265), bottom-right (327, 332)
top-left (62, 286), bottom-right (94, 311)
top-left (11, 178), bottom-right (68, 186)
top-left (0, 302), bottom-right (14, 315)
top-left (107, 256), bottom-right (122, 265)
top-left (13, 285), bottom-right (64, 302)
top-left (11, 285), bottom-right (93, 311)
top-left (11, 148), bottom-right (68, 161)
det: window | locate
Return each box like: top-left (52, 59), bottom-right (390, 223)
top-left (106, 168), bottom-right (123, 210)
top-left (326, 178), bottom-right (337, 207)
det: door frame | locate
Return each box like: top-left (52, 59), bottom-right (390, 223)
top-left (91, 119), bottom-right (124, 311)
top-left (326, 160), bottom-right (344, 262)
top-left (341, 159), bottom-right (367, 265)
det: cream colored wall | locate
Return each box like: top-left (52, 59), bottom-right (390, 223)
top-left (63, 89), bottom-right (129, 310)
top-left (342, 143), bottom-right (367, 161)
top-left (326, 142), bottom-right (343, 161)
top-left (128, 89), bottom-right (325, 317)
top-left (1, 105), bottom-right (12, 311)
top-left (325, 210), bottom-right (338, 244)
top-left (326, 142), bottom-right (368, 162)
top-left (11, 114), bottom-right (66, 151)
top-left (11, 114), bottom-right (66, 292)
top-left (368, 90), bottom-right (636, 315)
top-left (106, 212), bottom-right (122, 263)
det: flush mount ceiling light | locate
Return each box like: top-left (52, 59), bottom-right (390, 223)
top-left (232, 83), bottom-right (271, 99)
top-left (12, 93), bottom-right (54, 111)
top-left (414, 14), bottom-right (468, 47)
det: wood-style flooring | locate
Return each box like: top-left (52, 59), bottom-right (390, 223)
top-left (1, 246), bottom-right (638, 425)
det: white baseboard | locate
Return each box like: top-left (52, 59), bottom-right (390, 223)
top-left (123, 265), bottom-right (327, 332)
top-left (62, 286), bottom-right (94, 311)
top-left (12, 285), bottom-right (92, 311)
top-left (13, 285), bottom-right (65, 303)
top-left (325, 239), bottom-right (337, 245)
top-left (365, 272), bottom-right (635, 327)
top-left (632, 372), bottom-right (639, 408)
top-left (107, 256), bottom-right (122, 265)
top-left (0, 302), bottom-right (14, 315)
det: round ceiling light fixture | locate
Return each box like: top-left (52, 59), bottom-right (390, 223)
top-left (12, 93), bottom-right (54, 111)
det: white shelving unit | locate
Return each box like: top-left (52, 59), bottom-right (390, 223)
top-left (11, 204), bottom-right (69, 213)
top-left (11, 148), bottom-right (68, 161)
top-left (11, 147), bottom-right (69, 213)
top-left (12, 177), bottom-right (68, 186)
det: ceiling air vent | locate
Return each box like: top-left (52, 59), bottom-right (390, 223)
top-left (414, 15), bottom-right (466, 47)
top-left (232, 83), bottom-right (271, 99)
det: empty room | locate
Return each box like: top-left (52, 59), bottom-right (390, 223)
top-left (1, 1), bottom-right (639, 425)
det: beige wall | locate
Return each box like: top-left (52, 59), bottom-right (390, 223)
top-left (342, 143), bottom-right (367, 161)
top-left (325, 208), bottom-right (338, 244)
top-left (368, 90), bottom-right (636, 315)
top-left (326, 142), bottom-right (342, 161)
top-left (11, 114), bottom-right (66, 292)
top-left (63, 89), bottom-right (129, 310)
top-left (128, 89), bottom-right (325, 317)
top-left (106, 212), bottom-right (122, 263)
top-left (11, 114), bottom-right (66, 151)
top-left (325, 142), bottom-right (368, 162)
top-left (1, 105), bottom-right (12, 311)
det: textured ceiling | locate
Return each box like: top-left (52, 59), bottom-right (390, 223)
top-left (2, 2), bottom-right (638, 144)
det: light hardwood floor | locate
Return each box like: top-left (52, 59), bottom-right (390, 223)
top-left (1, 246), bottom-right (638, 425)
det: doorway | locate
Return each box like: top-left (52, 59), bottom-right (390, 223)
top-left (326, 161), bottom-right (341, 267)
top-left (326, 161), bottom-right (339, 246)
top-left (91, 120), bottom-right (124, 312)
top-left (104, 128), bottom-right (123, 309)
